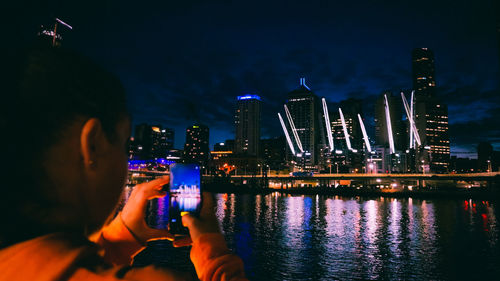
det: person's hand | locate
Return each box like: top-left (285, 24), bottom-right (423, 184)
top-left (182, 192), bottom-right (221, 243)
top-left (120, 176), bottom-right (173, 244)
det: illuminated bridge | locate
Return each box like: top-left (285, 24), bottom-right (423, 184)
top-left (129, 169), bottom-right (499, 179)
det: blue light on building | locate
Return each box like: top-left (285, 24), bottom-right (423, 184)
top-left (237, 95), bottom-right (262, 101)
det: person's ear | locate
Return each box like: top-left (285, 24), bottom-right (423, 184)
top-left (80, 118), bottom-right (106, 171)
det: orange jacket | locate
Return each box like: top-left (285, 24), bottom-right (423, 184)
top-left (0, 213), bottom-right (247, 281)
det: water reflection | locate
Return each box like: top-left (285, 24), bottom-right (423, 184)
top-left (214, 194), bottom-right (500, 281)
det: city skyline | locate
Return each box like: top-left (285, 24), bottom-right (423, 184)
top-left (8, 0), bottom-right (499, 158)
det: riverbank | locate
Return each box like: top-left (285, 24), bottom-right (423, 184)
top-left (204, 183), bottom-right (500, 199)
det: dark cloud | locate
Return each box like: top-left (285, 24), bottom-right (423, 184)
top-left (446, 87), bottom-right (500, 154)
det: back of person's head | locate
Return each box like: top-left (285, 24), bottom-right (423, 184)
top-left (0, 45), bottom-right (128, 246)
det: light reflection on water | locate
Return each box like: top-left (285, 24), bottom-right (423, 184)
top-left (215, 194), bottom-right (500, 281)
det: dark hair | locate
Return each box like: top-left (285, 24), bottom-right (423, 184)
top-left (0, 46), bottom-right (128, 246)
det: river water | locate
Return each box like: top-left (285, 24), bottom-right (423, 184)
top-left (134, 193), bottom-right (500, 280)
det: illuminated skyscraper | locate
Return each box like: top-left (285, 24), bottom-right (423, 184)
top-left (285, 78), bottom-right (321, 167)
top-left (235, 95), bottom-right (261, 156)
top-left (412, 48), bottom-right (436, 98)
top-left (412, 48), bottom-right (450, 173)
top-left (183, 124), bottom-right (210, 165)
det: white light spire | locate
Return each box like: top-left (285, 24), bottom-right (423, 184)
top-left (339, 108), bottom-right (352, 151)
top-left (284, 104), bottom-right (304, 152)
top-left (401, 92), bottom-right (411, 147)
top-left (322, 98), bottom-right (334, 152)
top-left (358, 114), bottom-right (372, 153)
top-left (278, 113), bottom-right (296, 155)
top-left (410, 90), bottom-right (419, 147)
top-left (384, 94), bottom-right (395, 154)
top-left (55, 18), bottom-right (73, 30)
top-left (409, 91), bottom-right (414, 148)
top-left (401, 91), bottom-right (421, 147)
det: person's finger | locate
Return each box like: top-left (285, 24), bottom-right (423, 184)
top-left (173, 236), bottom-right (192, 248)
top-left (147, 189), bottom-right (167, 200)
top-left (182, 213), bottom-right (196, 228)
top-left (136, 176), bottom-right (169, 199)
top-left (133, 176), bottom-right (169, 191)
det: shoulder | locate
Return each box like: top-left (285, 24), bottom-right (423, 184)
top-left (0, 233), bottom-right (102, 281)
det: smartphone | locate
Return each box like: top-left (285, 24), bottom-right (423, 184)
top-left (168, 163), bottom-right (202, 235)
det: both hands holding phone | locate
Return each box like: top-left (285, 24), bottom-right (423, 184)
top-left (120, 164), bottom-right (217, 247)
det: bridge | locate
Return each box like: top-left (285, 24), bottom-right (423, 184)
top-left (128, 169), bottom-right (500, 181)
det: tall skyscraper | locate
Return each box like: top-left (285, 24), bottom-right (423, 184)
top-left (235, 95), bottom-right (261, 156)
top-left (183, 124), bottom-right (210, 165)
top-left (412, 48), bottom-right (450, 173)
top-left (151, 126), bottom-right (174, 158)
top-left (412, 48), bottom-right (436, 98)
top-left (285, 78), bottom-right (321, 167)
top-left (133, 124), bottom-right (175, 160)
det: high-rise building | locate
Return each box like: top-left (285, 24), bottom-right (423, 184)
top-left (331, 114), bottom-right (350, 152)
top-left (235, 95), bottom-right (261, 156)
top-left (412, 48), bottom-right (436, 98)
top-left (132, 124), bottom-right (175, 160)
top-left (285, 78), bottom-right (321, 167)
top-left (412, 48), bottom-right (450, 173)
top-left (326, 99), bottom-right (366, 172)
top-left (329, 115), bottom-right (350, 173)
top-left (183, 124), bottom-right (210, 166)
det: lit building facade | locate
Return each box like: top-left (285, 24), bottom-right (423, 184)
top-left (285, 78), bottom-right (321, 168)
top-left (235, 95), bottom-right (261, 156)
top-left (183, 124), bottom-right (210, 166)
top-left (412, 48), bottom-right (450, 173)
top-left (328, 99), bottom-right (365, 172)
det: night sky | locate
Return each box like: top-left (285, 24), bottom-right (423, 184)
top-left (10, 0), bottom-right (500, 157)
